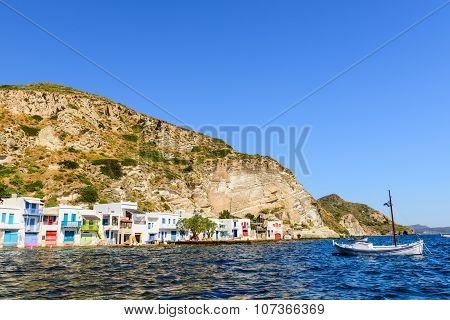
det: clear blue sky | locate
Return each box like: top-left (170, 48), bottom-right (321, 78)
top-left (1, 0), bottom-right (449, 227)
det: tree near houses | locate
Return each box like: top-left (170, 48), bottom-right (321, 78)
top-left (177, 219), bottom-right (189, 239)
top-left (177, 215), bottom-right (217, 240)
top-left (205, 219), bottom-right (217, 239)
top-left (245, 213), bottom-right (255, 221)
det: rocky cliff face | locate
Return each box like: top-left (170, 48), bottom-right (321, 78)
top-left (318, 194), bottom-right (413, 235)
top-left (0, 83), bottom-right (337, 238)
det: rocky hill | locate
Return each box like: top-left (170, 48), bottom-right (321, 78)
top-left (0, 82), bottom-right (337, 238)
top-left (318, 194), bottom-right (413, 235)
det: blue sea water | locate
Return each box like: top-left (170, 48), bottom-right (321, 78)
top-left (0, 235), bottom-right (448, 299)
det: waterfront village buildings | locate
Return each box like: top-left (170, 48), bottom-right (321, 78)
top-left (0, 195), bottom-right (284, 248)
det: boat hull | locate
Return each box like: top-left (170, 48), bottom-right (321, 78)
top-left (441, 234), bottom-right (450, 238)
top-left (333, 240), bottom-right (424, 256)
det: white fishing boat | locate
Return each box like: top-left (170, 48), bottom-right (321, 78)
top-left (333, 190), bottom-right (425, 256)
top-left (441, 234), bottom-right (450, 238)
top-left (333, 239), bottom-right (423, 256)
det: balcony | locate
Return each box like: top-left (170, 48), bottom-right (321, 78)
top-left (103, 224), bottom-right (119, 231)
top-left (81, 224), bottom-right (99, 232)
top-left (24, 208), bottom-right (43, 216)
top-left (61, 221), bottom-right (82, 228)
top-left (25, 224), bottom-right (40, 233)
top-left (0, 222), bottom-right (21, 230)
top-left (120, 223), bottom-right (132, 230)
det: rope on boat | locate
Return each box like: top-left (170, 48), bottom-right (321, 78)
top-left (415, 233), bottom-right (432, 255)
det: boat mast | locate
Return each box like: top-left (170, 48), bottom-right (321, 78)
top-left (388, 190), bottom-right (397, 247)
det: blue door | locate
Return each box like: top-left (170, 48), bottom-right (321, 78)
top-left (4, 231), bottom-right (18, 247)
top-left (1, 213), bottom-right (6, 223)
top-left (25, 233), bottom-right (38, 247)
top-left (171, 231), bottom-right (177, 241)
top-left (8, 214), bottom-right (14, 224)
top-left (64, 231), bottom-right (75, 242)
top-left (149, 234), bottom-right (155, 240)
top-left (233, 230), bottom-right (238, 237)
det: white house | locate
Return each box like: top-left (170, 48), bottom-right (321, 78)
top-left (267, 220), bottom-right (283, 240)
top-left (0, 200), bottom-right (23, 248)
top-left (54, 205), bottom-right (84, 246)
top-left (212, 219), bottom-right (230, 240)
top-left (212, 218), bottom-right (252, 240)
top-left (94, 202), bottom-right (137, 245)
top-left (1, 196), bottom-right (43, 248)
top-left (146, 212), bottom-right (182, 243)
top-left (146, 213), bottom-right (159, 243)
top-left (128, 209), bottom-right (147, 244)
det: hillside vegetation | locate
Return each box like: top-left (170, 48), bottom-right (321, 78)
top-left (318, 194), bottom-right (413, 235)
top-left (0, 82), bottom-right (337, 238)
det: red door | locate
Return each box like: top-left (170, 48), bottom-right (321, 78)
top-left (45, 231), bottom-right (57, 246)
top-left (243, 230), bottom-right (248, 236)
top-left (275, 233), bottom-right (281, 240)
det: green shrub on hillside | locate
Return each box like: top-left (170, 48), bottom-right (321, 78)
top-left (67, 103), bottom-right (79, 110)
top-left (132, 124), bottom-right (144, 133)
top-left (92, 159), bottom-right (123, 179)
top-left (34, 191), bottom-right (45, 199)
top-left (122, 134), bottom-right (138, 142)
top-left (0, 83), bottom-right (80, 94)
top-left (31, 115), bottom-right (43, 122)
top-left (10, 174), bottom-right (23, 187)
top-left (164, 170), bottom-right (179, 180)
top-left (20, 125), bottom-right (40, 136)
top-left (219, 210), bottom-right (237, 219)
top-left (24, 180), bottom-right (43, 192)
top-left (0, 165), bottom-right (15, 177)
top-left (76, 175), bottom-right (92, 185)
top-left (138, 201), bottom-right (155, 212)
top-left (212, 137), bottom-right (226, 145)
top-left (144, 141), bottom-right (157, 147)
top-left (210, 149), bottom-right (231, 158)
top-left (0, 183), bottom-right (13, 197)
top-left (78, 186), bottom-right (98, 203)
top-left (58, 160), bottom-right (79, 169)
top-left (139, 150), bottom-right (165, 162)
top-left (245, 213), bottom-right (255, 221)
top-left (121, 158), bottom-right (138, 166)
top-left (191, 146), bottom-right (202, 152)
top-left (45, 196), bottom-right (58, 207)
top-left (170, 158), bottom-right (190, 165)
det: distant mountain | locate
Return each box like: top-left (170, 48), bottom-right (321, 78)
top-left (317, 194), bottom-right (413, 236)
top-left (409, 224), bottom-right (450, 235)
